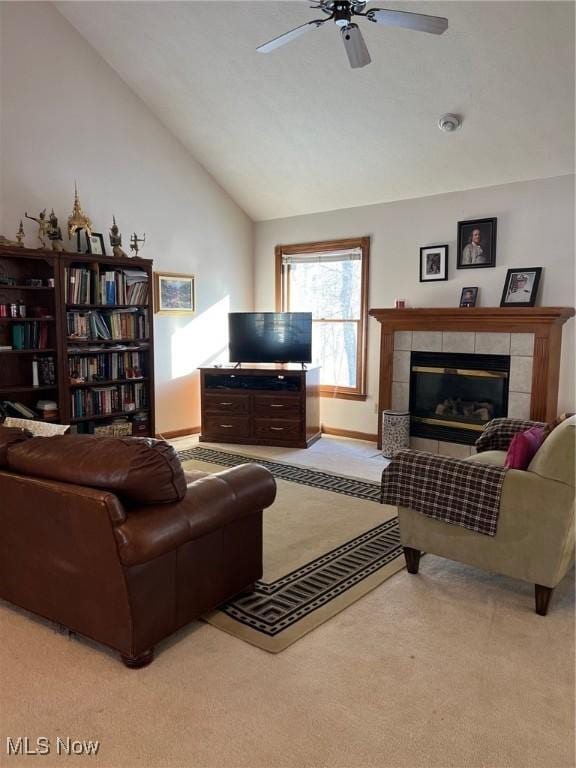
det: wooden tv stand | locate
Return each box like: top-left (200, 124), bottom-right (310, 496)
top-left (199, 365), bottom-right (321, 448)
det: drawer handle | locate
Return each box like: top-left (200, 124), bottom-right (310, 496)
top-left (269, 427), bottom-right (284, 431)
top-left (219, 424), bottom-right (234, 428)
top-left (219, 402), bottom-right (233, 406)
top-left (270, 404), bottom-right (285, 408)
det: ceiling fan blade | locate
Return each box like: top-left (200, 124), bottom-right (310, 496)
top-left (366, 8), bottom-right (448, 35)
top-left (257, 20), bottom-right (326, 53)
top-left (341, 24), bottom-right (371, 69)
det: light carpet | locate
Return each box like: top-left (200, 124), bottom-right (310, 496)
top-left (179, 446), bottom-right (403, 652)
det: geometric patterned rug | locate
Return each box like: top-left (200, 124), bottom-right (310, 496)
top-left (178, 446), bottom-right (403, 652)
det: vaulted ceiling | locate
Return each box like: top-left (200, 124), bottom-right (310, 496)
top-left (56, 1), bottom-right (574, 221)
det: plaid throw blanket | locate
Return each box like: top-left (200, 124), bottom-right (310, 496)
top-left (381, 450), bottom-right (507, 536)
top-left (475, 418), bottom-right (547, 453)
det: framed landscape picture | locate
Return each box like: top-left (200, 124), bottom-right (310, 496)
top-left (154, 272), bottom-right (196, 315)
top-left (420, 245), bottom-right (448, 282)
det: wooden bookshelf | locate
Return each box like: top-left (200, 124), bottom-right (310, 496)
top-left (0, 246), bottom-right (155, 437)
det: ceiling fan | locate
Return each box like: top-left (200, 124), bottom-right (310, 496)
top-left (257, 1), bottom-right (448, 69)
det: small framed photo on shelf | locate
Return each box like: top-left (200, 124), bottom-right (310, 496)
top-left (87, 232), bottom-right (106, 256)
top-left (500, 267), bottom-right (542, 307)
top-left (419, 245), bottom-right (448, 282)
top-left (76, 230), bottom-right (106, 256)
top-left (459, 286), bottom-right (478, 307)
top-left (457, 217), bottom-right (497, 269)
top-left (154, 272), bottom-right (195, 315)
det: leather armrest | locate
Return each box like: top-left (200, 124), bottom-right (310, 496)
top-left (115, 463), bottom-right (276, 566)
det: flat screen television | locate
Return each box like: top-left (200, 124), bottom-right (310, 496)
top-left (228, 312), bottom-right (312, 364)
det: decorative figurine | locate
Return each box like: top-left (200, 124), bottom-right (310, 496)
top-left (67, 183), bottom-right (92, 240)
top-left (15, 220), bottom-right (25, 247)
top-left (129, 232), bottom-right (146, 258)
top-left (109, 216), bottom-right (128, 258)
top-left (46, 210), bottom-right (64, 252)
top-left (25, 209), bottom-right (49, 248)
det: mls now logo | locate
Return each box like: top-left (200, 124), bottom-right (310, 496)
top-left (6, 737), bottom-right (100, 756)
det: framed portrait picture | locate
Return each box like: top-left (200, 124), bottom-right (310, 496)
top-left (459, 286), bottom-right (478, 307)
top-left (85, 232), bottom-right (106, 256)
top-left (419, 245), bottom-right (448, 282)
top-left (154, 272), bottom-right (196, 315)
top-left (500, 267), bottom-right (542, 308)
top-left (457, 218), bottom-right (497, 269)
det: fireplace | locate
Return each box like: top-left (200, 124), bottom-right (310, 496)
top-left (409, 351), bottom-right (510, 445)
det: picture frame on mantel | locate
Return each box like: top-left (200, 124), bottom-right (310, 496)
top-left (459, 286), bottom-right (478, 307)
top-left (500, 267), bottom-right (542, 307)
top-left (419, 245), bottom-right (448, 282)
top-left (457, 217), bottom-right (497, 269)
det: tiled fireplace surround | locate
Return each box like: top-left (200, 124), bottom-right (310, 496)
top-left (369, 307), bottom-right (574, 456)
top-left (391, 330), bottom-right (533, 458)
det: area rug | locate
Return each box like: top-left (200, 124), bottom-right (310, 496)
top-left (178, 446), bottom-right (403, 652)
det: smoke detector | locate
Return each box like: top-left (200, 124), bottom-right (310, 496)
top-left (438, 113), bottom-right (461, 132)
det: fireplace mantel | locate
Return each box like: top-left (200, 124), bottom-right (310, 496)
top-left (369, 306), bottom-right (574, 447)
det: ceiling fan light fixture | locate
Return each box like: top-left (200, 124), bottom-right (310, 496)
top-left (341, 23), bottom-right (371, 68)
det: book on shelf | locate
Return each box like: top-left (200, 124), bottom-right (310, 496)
top-left (66, 309), bottom-right (148, 341)
top-left (33, 355), bottom-right (56, 386)
top-left (11, 322), bottom-right (48, 350)
top-left (64, 266), bottom-right (149, 306)
top-left (71, 382), bottom-right (148, 419)
top-left (68, 350), bottom-right (146, 383)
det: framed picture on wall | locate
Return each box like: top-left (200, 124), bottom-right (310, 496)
top-left (154, 272), bottom-right (196, 314)
top-left (500, 267), bottom-right (542, 307)
top-left (419, 245), bottom-right (448, 282)
top-left (457, 217), bottom-right (497, 269)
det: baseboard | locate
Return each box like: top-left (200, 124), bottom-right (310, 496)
top-left (156, 426), bottom-right (201, 440)
top-left (321, 425), bottom-right (378, 443)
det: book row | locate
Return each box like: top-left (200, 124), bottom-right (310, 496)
top-left (71, 382), bottom-right (148, 419)
top-left (67, 310), bottom-right (148, 341)
top-left (64, 266), bottom-right (149, 305)
top-left (68, 351), bottom-right (147, 383)
top-left (33, 355), bottom-right (57, 386)
top-left (10, 322), bottom-right (50, 350)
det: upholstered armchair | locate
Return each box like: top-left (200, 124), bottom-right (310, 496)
top-left (388, 416), bottom-right (575, 615)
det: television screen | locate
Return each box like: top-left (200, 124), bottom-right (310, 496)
top-left (228, 312), bottom-right (312, 364)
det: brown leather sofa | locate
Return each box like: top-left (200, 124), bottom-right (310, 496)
top-left (0, 427), bottom-right (276, 667)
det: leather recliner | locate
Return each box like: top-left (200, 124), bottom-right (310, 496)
top-left (0, 428), bottom-right (276, 667)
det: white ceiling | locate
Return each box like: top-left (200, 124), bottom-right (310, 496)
top-left (56, 1), bottom-right (574, 221)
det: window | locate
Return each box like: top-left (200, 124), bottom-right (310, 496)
top-left (275, 237), bottom-right (369, 399)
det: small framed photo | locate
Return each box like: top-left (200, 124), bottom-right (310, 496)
top-left (419, 245), bottom-right (448, 282)
top-left (459, 286), bottom-right (478, 307)
top-left (77, 230), bottom-right (106, 256)
top-left (154, 272), bottom-right (195, 314)
top-left (457, 218), bottom-right (497, 269)
top-left (87, 232), bottom-right (106, 256)
top-left (500, 268), bottom-right (542, 307)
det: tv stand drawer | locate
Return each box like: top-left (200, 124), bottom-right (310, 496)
top-left (253, 418), bottom-right (302, 440)
top-left (203, 415), bottom-right (250, 438)
top-left (203, 393), bottom-right (249, 413)
top-left (253, 394), bottom-right (301, 416)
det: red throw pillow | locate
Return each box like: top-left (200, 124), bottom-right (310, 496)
top-left (505, 426), bottom-right (547, 470)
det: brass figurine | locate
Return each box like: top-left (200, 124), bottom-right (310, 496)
top-left (129, 232), bottom-right (146, 258)
top-left (25, 209), bottom-right (49, 248)
top-left (47, 209), bottom-right (64, 252)
top-left (109, 216), bottom-right (128, 258)
top-left (15, 221), bottom-right (25, 247)
top-left (67, 183), bottom-right (92, 239)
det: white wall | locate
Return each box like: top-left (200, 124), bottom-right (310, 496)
top-left (0, 2), bottom-right (253, 434)
top-left (255, 175), bottom-right (575, 435)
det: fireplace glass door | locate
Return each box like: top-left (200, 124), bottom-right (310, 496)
top-left (410, 352), bottom-right (510, 445)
